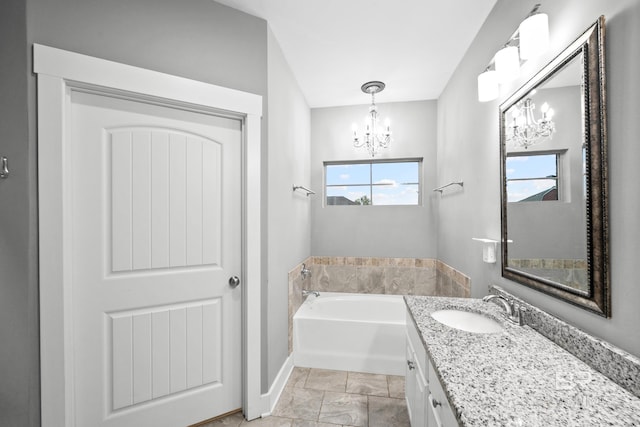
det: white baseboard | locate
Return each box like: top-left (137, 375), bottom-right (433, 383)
top-left (260, 355), bottom-right (294, 417)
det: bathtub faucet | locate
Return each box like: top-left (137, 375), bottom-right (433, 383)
top-left (301, 263), bottom-right (311, 280)
top-left (302, 289), bottom-right (320, 297)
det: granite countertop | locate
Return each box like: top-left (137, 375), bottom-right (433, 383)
top-left (404, 296), bottom-right (640, 426)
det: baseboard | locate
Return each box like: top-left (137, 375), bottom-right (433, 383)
top-left (260, 355), bottom-right (294, 417)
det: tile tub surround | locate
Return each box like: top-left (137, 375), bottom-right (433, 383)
top-left (404, 296), bottom-right (640, 426)
top-left (308, 257), bottom-right (470, 298)
top-left (490, 285), bottom-right (640, 398)
top-left (287, 257), bottom-right (470, 353)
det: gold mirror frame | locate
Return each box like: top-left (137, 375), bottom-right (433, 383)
top-left (500, 16), bottom-right (609, 316)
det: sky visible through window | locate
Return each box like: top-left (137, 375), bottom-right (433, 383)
top-left (506, 154), bottom-right (558, 202)
top-left (326, 161), bottom-right (420, 205)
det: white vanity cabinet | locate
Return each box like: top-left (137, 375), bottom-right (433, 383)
top-left (406, 311), bottom-right (458, 427)
top-left (406, 312), bottom-right (428, 427)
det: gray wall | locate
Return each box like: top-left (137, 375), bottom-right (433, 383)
top-left (266, 28), bottom-right (311, 387)
top-left (0, 1), bottom-right (39, 426)
top-left (311, 101), bottom-right (438, 258)
top-left (437, 0), bottom-right (640, 357)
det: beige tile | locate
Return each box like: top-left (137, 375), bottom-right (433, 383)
top-left (384, 267), bottom-right (415, 295)
top-left (313, 265), bottom-right (330, 291)
top-left (272, 388), bottom-right (324, 421)
top-left (287, 367), bottom-right (311, 389)
top-left (318, 392), bottom-right (368, 426)
top-left (450, 280), bottom-right (465, 298)
top-left (240, 416), bottom-right (292, 427)
top-left (436, 274), bottom-right (452, 297)
top-left (387, 375), bottom-right (405, 399)
top-left (414, 268), bottom-right (437, 296)
top-left (356, 266), bottom-right (385, 294)
top-left (368, 396), bottom-right (410, 427)
top-left (305, 369), bottom-right (347, 392)
top-left (240, 416), bottom-right (292, 426)
top-left (291, 421), bottom-right (336, 427)
top-left (397, 258), bottom-right (415, 268)
top-left (355, 257), bottom-right (372, 267)
top-left (326, 265), bottom-right (358, 293)
top-left (199, 411), bottom-right (244, 426)
top-left (345, 372), bottom-right (388, 397)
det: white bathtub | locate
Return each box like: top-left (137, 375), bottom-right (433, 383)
top-left (293, 292), bottom-right (406, 376)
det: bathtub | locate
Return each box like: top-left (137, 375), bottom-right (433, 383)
top-left (293, 292), bottom-right (406, 376)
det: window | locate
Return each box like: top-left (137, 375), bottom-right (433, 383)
top-left (506, 153), bottom-right (559, 202)
top-left (325, 159), bottom-right (421, 206)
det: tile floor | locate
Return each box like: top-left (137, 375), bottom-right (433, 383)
top-left (202, 367), bottom-right (409, 427)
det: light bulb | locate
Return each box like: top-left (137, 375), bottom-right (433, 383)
top-left (540, 102), bottom-right (549, 113)
top-left (546, 108), bottom-right (555, 119)
top-left (519, 13), bottom-right (549, 60)
top-left (495, 46), bottom-right (520, 83)
top-left (477, 70), bottom-right (499, 102)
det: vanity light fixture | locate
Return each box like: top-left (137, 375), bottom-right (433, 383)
top-left (477, 69), bottom-right (499, 102)
top-left (519, 12), bottom-right (550, 60)
top-left (352, 81), bottom-right (391, 157)
top-left (477, 4), bottom-right (549, 102)
top-left (495, 45), bottom-right (520, 83)
top-left (507, 97), bottom-right (555, 149)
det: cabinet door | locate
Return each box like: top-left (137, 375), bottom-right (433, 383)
top-left (405, 342), bottom-right (418, 424)
top-left (428, 361), bottom-right (458, 426)
top-left (414, 363), bottom-right (427, 427)
top-left (406, 338), bottom-right (428, 427)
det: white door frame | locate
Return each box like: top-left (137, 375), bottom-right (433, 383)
top-left (34, 44), bottom-right (264, 426)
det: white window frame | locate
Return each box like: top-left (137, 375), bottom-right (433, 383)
top-left (324, 158), bottom-right (423, 206)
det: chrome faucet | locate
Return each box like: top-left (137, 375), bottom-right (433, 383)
top-left (482, 294), bottom-right (526, 325)
top-left (302, 289), bottom-right (319, 297)
top-left (301, 263), bottom-right (311, 280)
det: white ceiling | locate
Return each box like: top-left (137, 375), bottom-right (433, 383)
top-left (214, 0), bottom-right (497, 108)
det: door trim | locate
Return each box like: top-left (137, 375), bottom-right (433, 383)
top-left (34, 44), bottom-right (264, 425)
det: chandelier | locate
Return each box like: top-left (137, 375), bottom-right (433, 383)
top-left (507, 98), bottom-right (555, 149)
top-left (352, 81), bottom-right (391, 157)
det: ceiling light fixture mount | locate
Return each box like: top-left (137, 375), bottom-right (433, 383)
top-left (352, 80), bottom-right (392, 157)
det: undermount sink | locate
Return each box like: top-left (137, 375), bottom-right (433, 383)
top-left (431, 309), bottom-right (504, 334)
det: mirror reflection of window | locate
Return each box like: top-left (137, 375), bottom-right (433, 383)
top-left (506, 153), bottom-right (559, 202)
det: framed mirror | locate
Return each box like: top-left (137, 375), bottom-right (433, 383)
top-left (500, 16), bottom-right (609, 316)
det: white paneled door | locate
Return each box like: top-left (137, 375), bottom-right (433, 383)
top-left (69, 90), bottom-right (242, 426)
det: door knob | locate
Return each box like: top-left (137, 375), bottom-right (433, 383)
top-left (229, 276), bottom-right (240, 288)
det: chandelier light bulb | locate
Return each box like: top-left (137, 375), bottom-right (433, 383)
top-left (546, 108), bottom-right (554, 119)
top-left (519, 13), bottom-right (549, 60)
